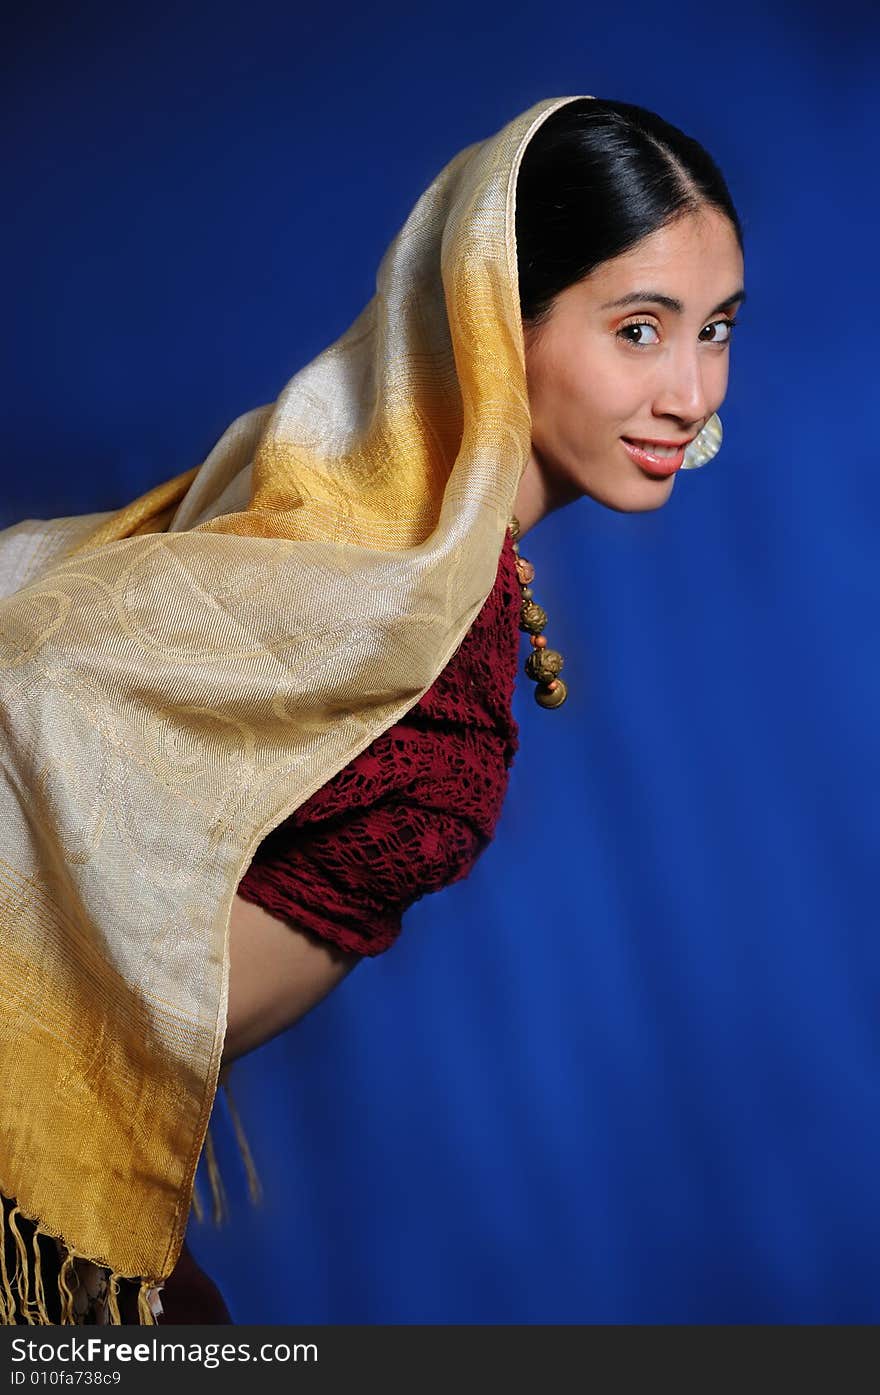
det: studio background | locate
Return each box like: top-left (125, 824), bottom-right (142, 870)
top-left (3, 1), bottom-right (878, 1323)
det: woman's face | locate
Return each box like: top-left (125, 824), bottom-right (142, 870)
top-left (516, 206), bottom-right (745, 527)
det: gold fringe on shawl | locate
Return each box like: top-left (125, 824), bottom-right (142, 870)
top-left (0, 1064), bottom-right (260, 1324)
top-left (0, 94), bottom-right (593, 1323)
top-left (0, 1197), bottom-right (160, 1325)
top-left (191, 1062), bottom-right (264, 1228)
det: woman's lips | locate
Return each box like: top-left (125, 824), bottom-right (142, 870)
top-left (621, 437), bottom-right (687, 476)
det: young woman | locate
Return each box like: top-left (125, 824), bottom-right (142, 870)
top-left (226, 94), bottom-right (744, 1064)
top-left (0, 94), bottom-right (744, 1324)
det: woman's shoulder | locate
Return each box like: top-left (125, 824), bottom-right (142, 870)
top-left (240, 530), bottom-right (525, 958)
top-left (268, 528), bottom-right (522, 838)
top-left (412, 525), bottom-right (522, 736)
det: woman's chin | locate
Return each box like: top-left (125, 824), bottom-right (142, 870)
top-left (584, 474), bottom-right (676, 514)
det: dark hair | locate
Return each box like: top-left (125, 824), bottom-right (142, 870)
top-left (515, 98), bottom-right (743, 336)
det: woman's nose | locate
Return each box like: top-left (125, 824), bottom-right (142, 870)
top-left (653, 354), bottom-right (709, 427)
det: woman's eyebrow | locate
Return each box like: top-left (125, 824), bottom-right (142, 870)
top-left (600, 288), bottom-right (747, 316)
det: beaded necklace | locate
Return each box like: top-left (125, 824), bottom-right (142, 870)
top-left (508, 515), bottom-right (568, 709)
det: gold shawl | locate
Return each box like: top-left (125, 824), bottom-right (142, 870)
top-left (0, 93), bottom-right (590, 1323)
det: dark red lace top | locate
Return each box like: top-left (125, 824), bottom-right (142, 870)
top-left (235, 527), bottom-right (522, 956)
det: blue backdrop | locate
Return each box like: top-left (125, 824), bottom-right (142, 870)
top-left (4, 1), bottom-right (878, 1324)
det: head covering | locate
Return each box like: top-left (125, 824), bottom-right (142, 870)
top-left (0, 93), bottom-right (592, 1323)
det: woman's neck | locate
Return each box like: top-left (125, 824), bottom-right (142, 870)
top-left (514, 443), bottom-right (579, 540)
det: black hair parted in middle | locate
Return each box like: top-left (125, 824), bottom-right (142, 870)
top-left (515, 97), bottom-right (744, 337)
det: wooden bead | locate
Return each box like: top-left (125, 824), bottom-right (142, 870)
top-left (525, 648), bottom-right (564, 684)
top-left (519, 600), bottom-right (547, 635)
top-left (531, 634), bottom-right (547, 648)
top-left (514, 556), bottom-right (535, 586)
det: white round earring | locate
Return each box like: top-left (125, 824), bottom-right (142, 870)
top-left (681, 412), bottom-right (723, 470)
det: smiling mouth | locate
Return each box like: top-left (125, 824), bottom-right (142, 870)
top-left (622, 436), bottom-right (695, 455)
top-left (620, 437), bottom-right (690, 475)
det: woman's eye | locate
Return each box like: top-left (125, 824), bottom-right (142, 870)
top-left (617, 321), bottom-right (660, 346)
top-left (617, 317), bottom-right (739, 348)
top-left (699, 318), bottom-right (738, 344)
